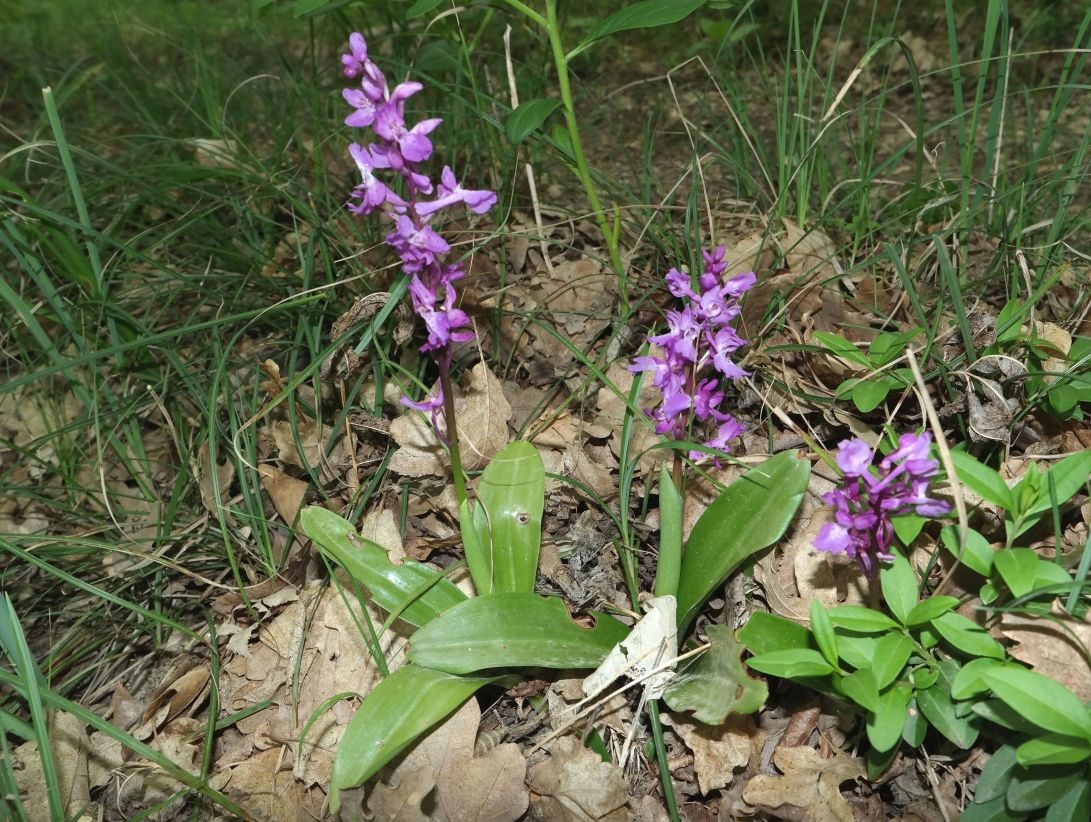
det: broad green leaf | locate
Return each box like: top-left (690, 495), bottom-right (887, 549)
top-left (1007, 763), bottom-right (1087, 812)
top-left (940, 526), bottom-right (994, 576)
top-left (972, 699), bottom-right (1046, 735)
top-left (737, 611), bottom-right (814, 655)
top-left (983, 667), bottom-right (1091, 740)
top-left (504, 99), bottom-right (562, 145)
top-left (905, 595), bottom-right (960, 626)
top-left (302, 506), bottom-right (466, 627)
top-left (663, 625), bottom-right (767, 723)
top-left (568, 0), bottom-right (708, 60)
top-left (810, 600), bottom-right (838, 667)
top-left (867, 684), bottom-right (911, 752)
top-left (1015, 735), bottom-right (1091, 767)
top-left (407, 593), bottom-right (629, 674)
top-left (871, 633), bottom-right (913, 689)
top-left (930, 612), bottom-right (1005, 660)
top-left (902, 697), bottom-right (927, 747)
top-left (655, 465), bottom-right (682, 597)
top-left (892, 513), bottom-right (925, 545)
top-left (677, 452), bottom-right (810, 633)
top-left (407, 0), bottom-right (449, 18)
top-left (836, 633), bottom-right (879, 670)
top-left (746, 649), bottom-right (834, 679)
top-left (975, 744), bottom-right (1018, 803)
top-left (960, 796), bottom-right (1021, 822)
top-left (463, 441), bottom-right (545, 595)
top-left (994, 548), bottom-right (1041, 599)
top-left (329, 665), bottom-right (503, 811)
top-left (813, 331), bottom-right (872, 366)
top-left (880, 553), bottom-right (918, 625)
top-left (851, 377), bottom-right (895, 413)
top-left (840, 668), bottom-right (878, 712)
top-left (1045, 779), bottom-right (1091, 822)
top-left (918, 676), bottom-right (979, 749)
top-left (828, 605), bottom-right (899, 633)
top-left (951, 658), bottom-right (1010, 699)
top-left (1022, 450), bottom-right (1091, 520)
top-left (460, 497), bottom-right (491, 597)
top-left (949, 450), bottom-right (1016, 511)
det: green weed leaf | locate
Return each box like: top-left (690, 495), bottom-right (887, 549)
top-left (827, 605), bottom-right (899, 633)
top-left (505, 99), bottom-right (563, 145)
top-left (867, 684), bottom-right (912, 752)
top-left (737, 611), bottom-right (814, 655)
top-left (1015, 735), bottom-right (1091, 767)
top-left (994, 548), bottom-right (1043, 599)
top-left (663, 625), bottom-right (767, 722)
top-left (871, 633), bottom-right (913, 689)
top-left (407, 593), bottom-right (629, 674)
top-left (329, 665), bottom-right (503, 811)
top-left (809, 599), bottom-right (839, 667)
top-left (677, 451), bottom-right (810, 633)
top-left (746, 649), bottom-right (835, 679)
top-left (880, 553), bottom-right (918, 625)
top-left (930, 611), bottom-right (1005, 660)
top-left (303, 506), bottom-right (467, 627)
top-left (569, 0), bottom-right (709, 60)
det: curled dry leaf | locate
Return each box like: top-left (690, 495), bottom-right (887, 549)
top-left (258, 465), bottom-right (309, 524)
top-left (390, 361), bottom-right (512, 477)
top-left (359, 505), bottom-right (407, 564)
top-left (742, 745), bottom-right (864, 822)
top-left (662, 713), bottom-right (760, 794)
top-left (374, 697), bottom-right (528, 822)
top-left (526, 736), bottom-right (629, 822)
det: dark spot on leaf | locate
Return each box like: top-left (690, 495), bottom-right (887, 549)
top-left (516, 512), bottom-right (530, 525)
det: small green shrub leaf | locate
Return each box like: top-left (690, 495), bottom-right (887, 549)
top-left (949, 450), bottom-right (1015, 511)
top-left (867, 684), bottom-right (911, 752)
top-left (983, 667), bottom-right (1091, 740)
top-left (569, 0), bottom-right (709, 59)
top-left (1015, 735), bottom-right (1091, 767)
top-left (880, 553), bottom-right (918, 625)
top-left (737, 611), bottom-right (814, 655)
top-left (930, 611), bottom-right (1005, 660)
top-left (871, 633), bottom-right (913, 689)
top-left (746, 649), bottom-right (835, 679)
top-left (905, 596), bottom-right (960, 626)
top-left (828, 605), bottom-right (898, 633)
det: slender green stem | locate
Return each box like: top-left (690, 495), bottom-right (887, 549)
top-left (543, 0), bottom-right (627, 312)
top-left (497, 0), bottom-right (547, 27)
top-left (438, 358), bottom-right (468, 508)
top-left (647, 700), bottom-right (681, 822)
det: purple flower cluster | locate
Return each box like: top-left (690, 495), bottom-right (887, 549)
top-left (815, 432), bottom-right (951, 576)
top-left (630, 247), bottom-right (756, 461)
top-left (341, 33), bottom-right (497, 429)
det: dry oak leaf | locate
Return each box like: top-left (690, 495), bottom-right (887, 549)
top-left (526, 736), bottom-right (628, 822)
top-left (742, 745), bottom-right (864, 822)
top-left (1001, 605), bottom-right (1091, 702)
top-left (662, 713), bottom-right (758, 794)
top-left (12, 712), bottom-right (92, 822)
top-left (390, 361), bottom-right (512, 477)
top-left (258, 465), bottom-right (308, 524)
top-left (376, 697), bottom-right (528, 822)
top-left (367, 766), bottom-right (434, 821)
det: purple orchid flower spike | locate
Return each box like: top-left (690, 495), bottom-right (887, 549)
top-left (630, 247), bottom-right (755, 465)
top-left (338, 32), bottom-right (497, 473)
top-left (814, 432), bottom-right (951, 577)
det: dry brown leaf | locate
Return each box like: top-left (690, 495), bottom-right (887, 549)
top-left (258, 465), bottom-right (308, 524)
top-left (360, 505), bottom-right (407, 563)
top-left (197, 441), bottom-right (235, 515)
top-left (526, 736), bottom-right (628, 821)
top-left (367, 766), bottom-right (434, 821)
top-left (742, 745), bottom-right (864, 822)
top-left (1000, 605), bottom-right (1091, 702)
top-left (662, 713), bottom-right (758, 794)
top-left (390, 362), bottom-right (512, 476)
top-left (271, 417), bottom-right (325, 470)
top-left (218, 747), bottom-right (326, 822)
top-left (378, 698), bottom-right (528, 822)
top-left (12, 712), bottom-right (91, 822)
top-left (780, 219), bottom-right (842, 281)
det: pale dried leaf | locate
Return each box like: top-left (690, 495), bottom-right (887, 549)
top-left (360, 506), bottom-right (406, 563)
top-left (258, 465), bottom-right (308, 525)
top-left (12, 712), bottom-right (91, 822)
top-left (584, 596), bottom-right (676, 700)
top-left (271, 417), bottom-right (325, 470)
top-left (197, 441), bottom-right (235, 515)
top-left (367, 766), bottom-right (434, 821)
top-left (1000, 605), bottom-right (1091, 702)
top-left (742, 745), bottom-right (863, 822)
top-left (662, 713), bottom-right (758, 794)
top-left (526, 736), bottom-right (628, 821)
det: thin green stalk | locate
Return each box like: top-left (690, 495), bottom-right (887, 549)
top-left (439, 360), bottom-right (468, 508)
top-left (543, 0), bottom-right (627, 311)
top-left (647, 700), bottom-right (681, 822)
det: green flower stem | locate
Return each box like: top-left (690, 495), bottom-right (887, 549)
top-left (438, 359), bottom-right (468, 509)
top-left (543, 0), bottom-right (627, 313)
top-left (499, 0), bottom-right (545, 26)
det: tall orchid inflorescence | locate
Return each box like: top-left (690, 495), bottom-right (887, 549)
top-left (815, 433), bottom-right (951, 576)
top-left (631, 247), bottom-right (756, 462)
top-left (340, 32), bottom-right (496, 435)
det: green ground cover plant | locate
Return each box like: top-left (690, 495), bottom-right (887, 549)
top-left (2, 0), bottom-right (1090, 819)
